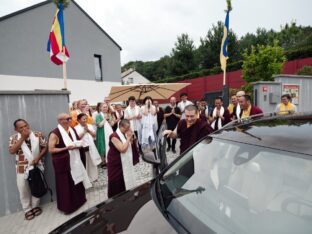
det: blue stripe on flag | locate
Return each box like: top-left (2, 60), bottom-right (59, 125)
top-left (57, 3), bottom-right (65, 47)
top-left (222, 11), bottom-right (229, 57)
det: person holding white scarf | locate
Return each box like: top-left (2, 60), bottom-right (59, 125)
top-left (107, 119), bottom-right (139, 198)
top-left (75, 113), bottom-right (101, 183)
top-left (208, 97), bottom-right (231, 131)
top-left (139, 96), bottom-right (158, 153)
top-left (124, 96), bottom-right (142, 153)
top-left (9, 119), bottom-right (47, 220)
top-left (49, 113), bottom-right (91, 214)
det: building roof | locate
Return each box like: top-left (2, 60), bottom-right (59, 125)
top-left (121, 68), bottom-right (135, 78)
top-left (251, 81), bottom-right (281, 85)
top-left (0, 0), bottom-right (122, 50)
top-left (273, 74), bottom-right (312, 79)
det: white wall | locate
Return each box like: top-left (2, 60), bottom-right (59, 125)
top-left (0, 75), bottom-right (120, 105)
top-left (122, 71), bottom-right (150, 84)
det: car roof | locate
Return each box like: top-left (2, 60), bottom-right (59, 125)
top-left (210, 112), bottom-right (312, 156)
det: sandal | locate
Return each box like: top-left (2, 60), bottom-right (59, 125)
top-left (25, 210), bottom-right (35, 220)
top-left (32, 207), bottom-right (42, 216)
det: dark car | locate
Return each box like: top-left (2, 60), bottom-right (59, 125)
top-left (50, 113), bottom-right (312, 234)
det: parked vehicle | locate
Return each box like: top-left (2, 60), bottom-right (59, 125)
top-left (51, 113), bottom-right (312, 234)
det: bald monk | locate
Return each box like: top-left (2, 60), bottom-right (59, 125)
top-left (48, 113), bottom-right (91, 214)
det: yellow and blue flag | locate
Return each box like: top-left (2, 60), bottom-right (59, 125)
top-left (220, 11), bottom-right (229, 71)
top-left (47, 3), bottom-right (70, 65)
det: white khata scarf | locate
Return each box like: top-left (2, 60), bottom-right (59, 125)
top-left (74, 124), bottom-right (102, 166)
top-left (211, 106), bottom-right (225, 130)
top-left (17, 131), bottom-right (40, 178)
top-left (140, 105), bottom-right (157, 147)
top-left (100, 113), bottom-right (114, 160)
top-left (116, 128), bottom-right (136, 190)
top-left (57, 124), bottom-right (92, 189)
top-left (236, 104), bottom-right (241, 120)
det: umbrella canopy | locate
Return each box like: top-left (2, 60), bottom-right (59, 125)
top-left (108, 83), bottom-right (190, 101)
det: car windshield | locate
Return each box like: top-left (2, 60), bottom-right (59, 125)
top-left (159, 137), bottom-right (312, 234)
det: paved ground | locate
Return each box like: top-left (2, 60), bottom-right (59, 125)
top-left (0, 144), bottom-right (179, 234)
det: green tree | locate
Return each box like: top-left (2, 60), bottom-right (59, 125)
top-left (277, 22), bottom-right (307, 49)
top-left (152, 56), bottom-right (172, 80)
top-left (237, 28), bottom-right (276, 60)
top-left (52, 0), bottom-right (70, 8)
top-left (196, 21), bottom-right (238, 69)
top-left (170, 33), bottom-right (197, 76)
top-left (242, 41), bottom-right (286, 84)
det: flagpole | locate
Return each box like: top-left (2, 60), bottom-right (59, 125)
top-left (62, 47), bottom-right (68, 90)
top-left (223, 68), bottom-right (226, 86)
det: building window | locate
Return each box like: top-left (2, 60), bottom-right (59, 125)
top-left (94, 54), bottom-right (102, 81)
top-left (128, 77), bottom-right (133, 84)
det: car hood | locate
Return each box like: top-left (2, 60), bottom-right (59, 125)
top-left (50, 181), bottom-right (176, 234)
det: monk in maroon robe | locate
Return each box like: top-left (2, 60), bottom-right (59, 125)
top-left (48, 113), bottom-right (86, 214)
top-left (165, 105), bottom-right (213, 179)
top-left (238, 95), bottom-right (263, 119)
top-left (165, 104), bottom-right (213, 154)
top-left (107, 119), bottom-right (139, 198)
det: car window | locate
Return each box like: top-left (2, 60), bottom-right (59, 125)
top-left (160, 138), bottom-right (312, 234)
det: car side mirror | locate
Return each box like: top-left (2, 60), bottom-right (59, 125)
top-left (142, 121), bottom-right (169, 174)
top-left (141, 149), bottom-right (160, 165)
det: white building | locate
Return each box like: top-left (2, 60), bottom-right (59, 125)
top-left (122, 68), bottom-right (150, 84)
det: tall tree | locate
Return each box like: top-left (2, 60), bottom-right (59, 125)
top-left (237, 28), bottom-right (276, 60)
top-left (170, 33), bottom-right (197, 76)
top-left (277, 22), bottom-right (311, 49)
top-left (242, 40), bottom-right (286, 84)
top-left (197, 21), bottom-right (238, 69)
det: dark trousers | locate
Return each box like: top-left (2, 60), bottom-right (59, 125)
top-left (167, 138), bottom-right (176, 150)
top-left (134, 130), bottom-right (142, 153)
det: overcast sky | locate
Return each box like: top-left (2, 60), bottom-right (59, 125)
top-left (1, 0), bottom-right (311, 65)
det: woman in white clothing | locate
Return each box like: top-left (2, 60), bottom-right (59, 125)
top-left (139, 96), bottom-right (158, 153)
top-left (75, 113), bottom-right (102, 182)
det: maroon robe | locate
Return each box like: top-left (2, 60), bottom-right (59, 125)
top-left (177, 118), bottom-right (213, 154)
top-left (50, 128), bottom-right (86, 214)
top-left (210, 108), bottom-right (231, 131)
top-left (107, 132), bottom-right (140, 198)
top-left (239, 105), bottom-right (263, 118)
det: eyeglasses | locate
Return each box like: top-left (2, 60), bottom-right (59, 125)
top-left (59, 117), bottom-right (72, 121)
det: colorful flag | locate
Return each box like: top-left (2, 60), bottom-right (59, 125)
top-left (220, 11), bottom-right (229, 71)
top-left (47, 3), bottom-right (70, 65)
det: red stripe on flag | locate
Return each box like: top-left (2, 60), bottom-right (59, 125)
top-left (49, 32), bottom-right (60, 55)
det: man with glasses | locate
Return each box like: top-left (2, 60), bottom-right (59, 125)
top-left (231, 90), bottom-right (245, 120)
top-left (48, 113), bottom-right (91, 214)
top-left (9, 119), bottom-right (47, 220)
